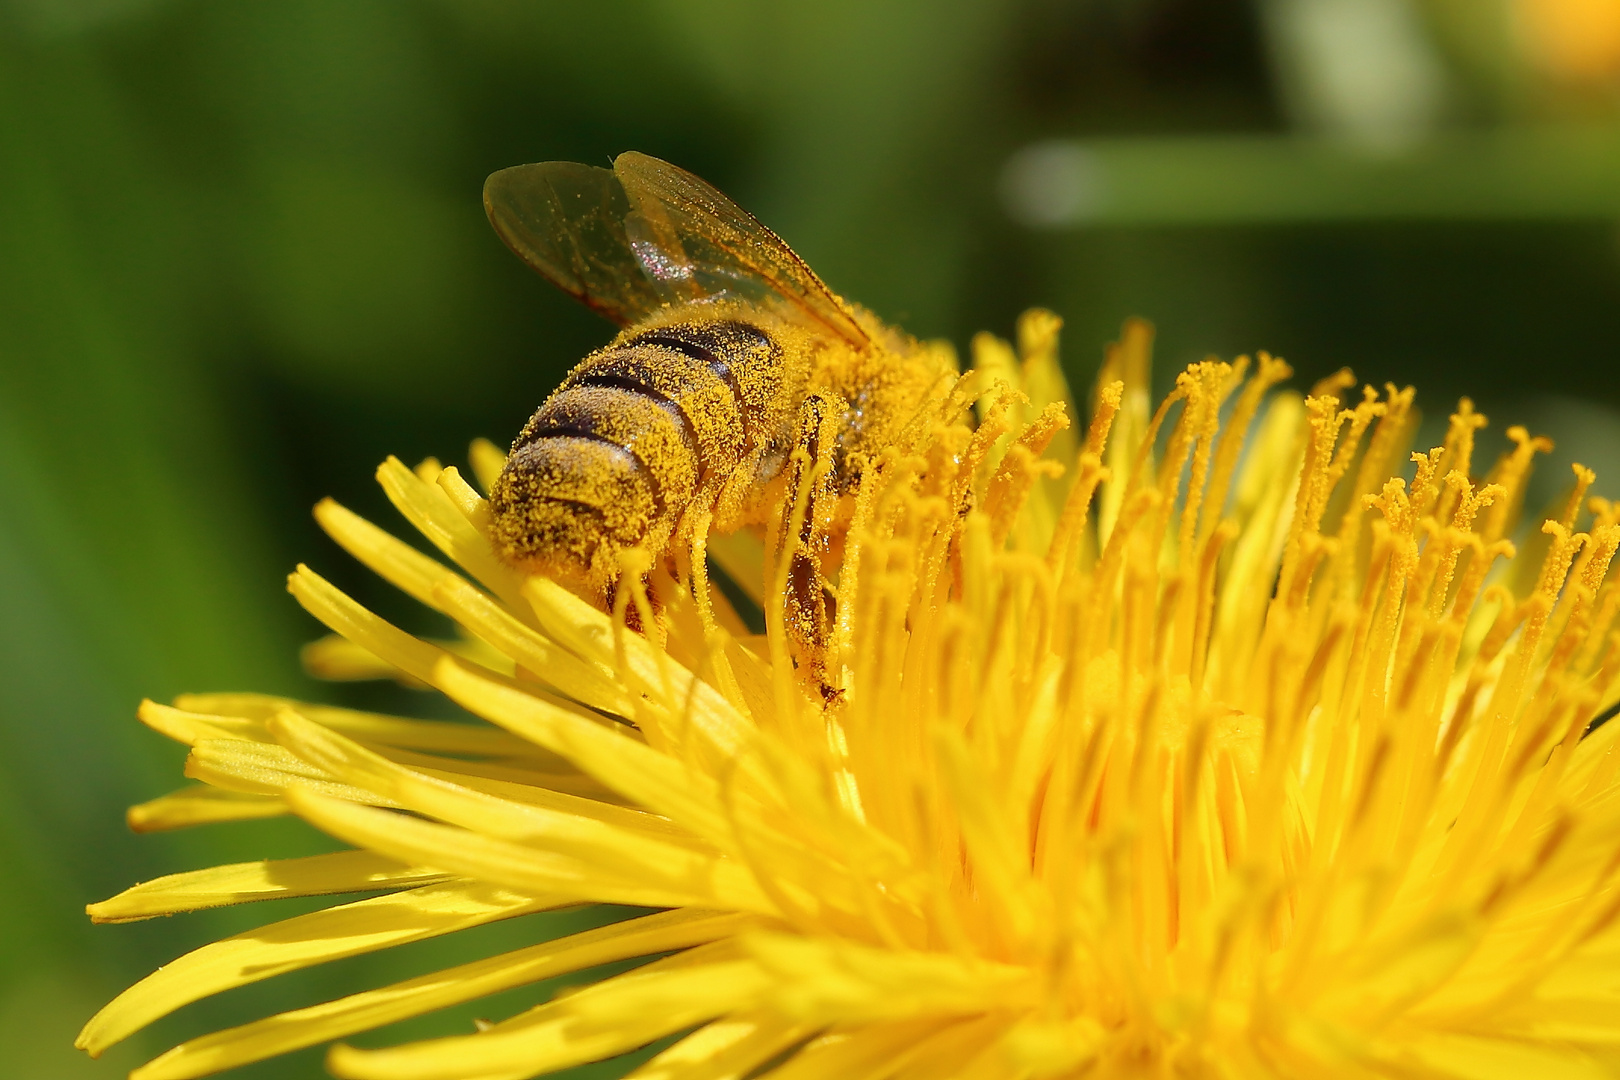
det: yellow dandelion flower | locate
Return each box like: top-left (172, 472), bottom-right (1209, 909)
top-left (80, 311), bottom-right (1620, 1080)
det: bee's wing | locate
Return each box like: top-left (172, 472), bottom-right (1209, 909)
top-left (613, 152), bottom-right (871, 347)
top-left (483, 160), bottom-right (670, 327)
top-left (486, 154), bottom-right (871, 346)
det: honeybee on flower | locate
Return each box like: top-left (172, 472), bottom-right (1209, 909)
top-left (77, 157), bottom-right (1620, 1080)
top-left (482, 152), bottom-right (954, 689)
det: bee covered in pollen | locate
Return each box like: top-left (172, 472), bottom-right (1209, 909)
top-left (483, 152), bottom-right (955, 681)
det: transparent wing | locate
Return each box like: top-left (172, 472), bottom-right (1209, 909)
top-left (483, 160), bottom-right (667, 327)
top-left (614, 152), bottom-right (869, 346)
top-left (484, 153), bottom-right (870, 346)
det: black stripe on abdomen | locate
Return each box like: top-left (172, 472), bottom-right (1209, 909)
top-left (560, 342), bottom-right (747, 481)
top-left (521, 382), bottom-right (698, 515)
top-left (629, 335), bottom-right (749, 440)
top-left (565, 373), bottom-right (702, 466)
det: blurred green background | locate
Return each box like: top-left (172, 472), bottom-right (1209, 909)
top-left (4, 0), bottom-right (1620, 1076)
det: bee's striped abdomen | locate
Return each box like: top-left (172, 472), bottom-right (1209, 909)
top-left (490, 319), bottom-right (785, 584)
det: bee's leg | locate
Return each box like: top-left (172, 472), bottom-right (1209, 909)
top-left (680, 505), bottom-right (720, 634)
top-left (607, 547), bottom-right (662, 640)
top-left (768, 391), bottom-right (844, 693)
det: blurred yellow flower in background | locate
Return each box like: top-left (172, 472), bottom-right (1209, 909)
top-left (1519, 0), bottom-right (1620, 82)
top-left (78, 312), bottom-right (1620, 1078)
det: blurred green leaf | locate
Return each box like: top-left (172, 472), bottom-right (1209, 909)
top-left (1003, 126), bottom-right (1620, 227)
top-left (244, 156), bottom-right (482, 391)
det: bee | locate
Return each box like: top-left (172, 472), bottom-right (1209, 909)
top-left (483, 152), bottom-right (946, 676)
